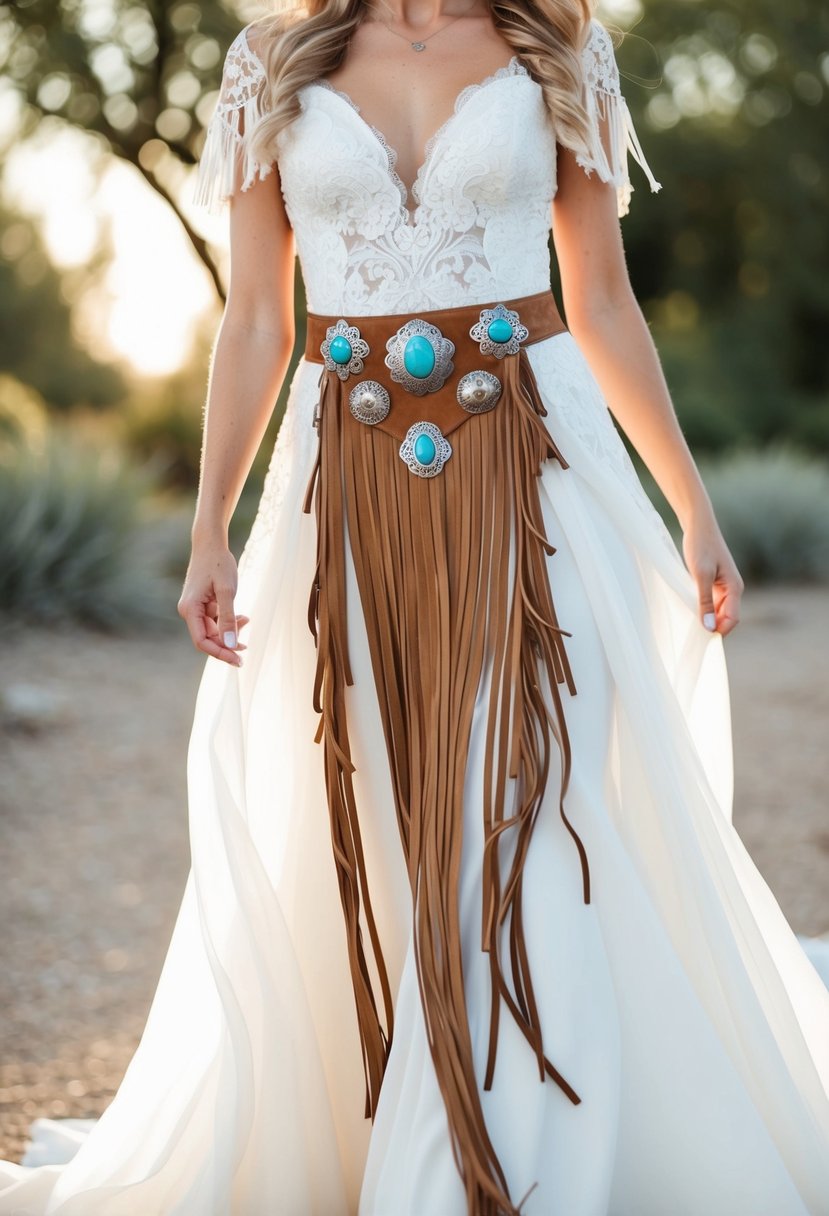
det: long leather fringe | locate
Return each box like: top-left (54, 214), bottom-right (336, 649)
top-left (302, 348), bottom-right (591, 1215)
top-left (301, 365), bottom-right (395, 1120)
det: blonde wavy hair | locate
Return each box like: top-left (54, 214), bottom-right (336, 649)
top-left (246, 0), bottom-right (597, 167)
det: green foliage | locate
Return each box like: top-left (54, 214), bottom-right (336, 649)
top-left (1, 0), bottom-right (241, 166)
top-left (0, 426), bottom-right (180, 629)
top-left (618, 0), bottom-right (829, 451)
top-left (0, 206), bottom-right (125, 411)
top-left (642, 446), bottom-right (829, 583)
top-left (0, 0), bottom-right (246, 295)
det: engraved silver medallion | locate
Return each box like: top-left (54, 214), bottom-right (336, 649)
top-left (456, 370), bottom-right (502, 414)
top-left (385, 319), bottom-right (455, 396)
top-left (469, 303), bottom-right (529, 359)
top-left (320, 319), bottom-right (370, 381)
top-left (348, 380), bottom-right (391, 425)
top-left (399, 421), bottom-right (453, 477)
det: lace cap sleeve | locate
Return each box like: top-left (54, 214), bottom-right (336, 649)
top-left (193, 25), bottom-right (274, 214)
top-left (577, 18), bottom-right (661, 217)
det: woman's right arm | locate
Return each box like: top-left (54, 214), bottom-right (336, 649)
top-left (177, 163), bottom-right (296, 666)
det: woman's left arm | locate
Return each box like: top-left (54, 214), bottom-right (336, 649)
top-left (551, 146), bottom-right (744, 636)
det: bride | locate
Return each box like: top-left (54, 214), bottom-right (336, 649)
top-left (2, 0), bottom-right (829, 1212)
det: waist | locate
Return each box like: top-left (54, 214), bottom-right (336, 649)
top-left (303, 290), bottom-right (567, 447)
top-left (305, 289), bottom-right (566, 368)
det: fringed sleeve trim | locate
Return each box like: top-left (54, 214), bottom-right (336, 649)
top-left (575, 18), bottom-right (662, 218)
top-left (192, 25), bottom-right (274, 215)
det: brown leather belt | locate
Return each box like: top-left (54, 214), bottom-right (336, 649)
top-left (304, 288), bottom-right (567, 443)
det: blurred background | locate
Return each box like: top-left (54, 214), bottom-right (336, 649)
top-left (0, 0), bottom-right (827, 1164)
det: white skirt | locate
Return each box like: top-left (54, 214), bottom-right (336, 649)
top-left (2, 333), bottom-right (828, 1216)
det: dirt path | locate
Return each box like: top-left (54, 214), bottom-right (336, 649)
top-left (1, 586), bottom-right (827, 1162)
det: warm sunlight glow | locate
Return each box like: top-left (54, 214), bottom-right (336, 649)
top-left (3, 127), bottom-right (222, 377)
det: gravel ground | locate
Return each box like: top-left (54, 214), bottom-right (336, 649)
top-left (1, 586), bottom-right (827, 1163)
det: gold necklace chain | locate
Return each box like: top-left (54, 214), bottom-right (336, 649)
top-left (372, 0), bottom-right (480, 52)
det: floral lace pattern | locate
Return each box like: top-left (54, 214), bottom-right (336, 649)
top-left (574, 19), bottom-right (662, 215)
top-left (580, 18), bottom-right (623, 99)
top-left (273, 65), bottom-right (556, 313)
top-left (192, 25), bottom-right (272, 211)
top-left (310, 56), bottom-right (529, 216)
top-left (214, 25), bottom-right (267, 115)
top-left (531, 335), bottom-right (679, 556)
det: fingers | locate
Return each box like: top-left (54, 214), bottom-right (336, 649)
top-left (697, 569), bottom-right (718, 634)
top-left (177, 598), bottom-right (250, 667)
top-left (713, 580), bottom-right (743, 638)
top-left (203, 607), bottom-right (250, 652)
top-left (698, 567), bottom-right (744, 637)
top-left (215, 580), bottom-right (240, 654)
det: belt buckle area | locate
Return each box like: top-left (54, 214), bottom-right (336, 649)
top-left (384, 318), bottom-right (455, 396)
top-left (322, 308), bottom-right (517, 476)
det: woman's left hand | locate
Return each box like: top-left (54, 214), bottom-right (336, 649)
top-left (681, 517), bottom-right (745, 637)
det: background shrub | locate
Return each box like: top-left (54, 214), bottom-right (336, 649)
top-left (643, 446), bottom-right (829, 584)
top-left (0, 427), bottom-right (183, 630)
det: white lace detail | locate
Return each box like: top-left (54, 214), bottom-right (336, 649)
top-left (532, 335), bottom-right (679, 555)
top-left (576, 18), bottom-right (662, 217)
top-left (275, 62), bottom-right (555, 314)
top-left (308, 79), bottom-right (409, 214)
top-left (193, 21), bottom-right (660, 306)
top-left (193, 25), bottom-right (273, 213)
top-left (309, 57), bottom-right (529, 218)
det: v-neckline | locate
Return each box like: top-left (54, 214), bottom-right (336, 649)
top-left (307, 56), bottom-right (530, 222)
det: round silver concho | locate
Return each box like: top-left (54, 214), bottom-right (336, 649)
top-left (384, 319), bottom-right (455, 396)
top-left (399, 421), bottom-right (453, 478)
top-left (348, 380), bottom-right (391, 425)
top-left (320, 319), bottom-right (370, 381)
top-left (469, 303), bottom-right (529, 359)
top-left (456, 370), bottom-right (502, 414)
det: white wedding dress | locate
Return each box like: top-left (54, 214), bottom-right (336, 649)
top-left (2, 18), bottom-right (829, 1216)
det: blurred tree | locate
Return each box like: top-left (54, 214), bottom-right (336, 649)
top-left (0, 204), bottom-right (125, 410)
top-left (2, 0), bottom-right (827, 451)
top-left (0, 0), bottom-right (250, 300)
top-left (613, 0), bottom-right (829, 451)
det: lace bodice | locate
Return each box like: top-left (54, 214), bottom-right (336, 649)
top-left (194, 19), bottom-right (660, 315)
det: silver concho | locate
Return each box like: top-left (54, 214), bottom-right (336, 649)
top-left (456, 370), bottom-right (502, 414)
top-left (320, 319), bottom-right (370, 381)
top-left (348, 380), bottom-right (391, 425)
top-left (469, 303), bottom-right (529, 359)
top-left (399, 421), bottom-right (453, 478)
top-left (384, 319), bottom-right (455, 396)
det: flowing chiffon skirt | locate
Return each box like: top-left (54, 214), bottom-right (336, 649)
top-left (1, 332), bottom-right (828, 1216)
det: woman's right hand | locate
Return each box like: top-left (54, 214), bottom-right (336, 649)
top-left (177, 539), bottom-right (249, 667)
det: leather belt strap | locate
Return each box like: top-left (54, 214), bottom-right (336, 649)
top-left (304, 288), bottom-right (567, 442)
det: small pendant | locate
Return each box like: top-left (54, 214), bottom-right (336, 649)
top-left (411, 41), bottom-right (426, 50)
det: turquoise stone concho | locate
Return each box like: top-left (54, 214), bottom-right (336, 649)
top-left (385, 319), bottom-right (455, 396)
top-left (399, 421), bottom-right (453, 478)
top-left (321, 319), bottom-right (370, 381)
top-left (349, 380), bottom-right (391, 425)
top-left (456, 370), bottom-right (502, 414)
top-left (469, 303), bottom-right (529, 359)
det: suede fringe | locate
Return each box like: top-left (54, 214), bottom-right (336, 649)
top-left (302, 347), bottom-right (591, 1216)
